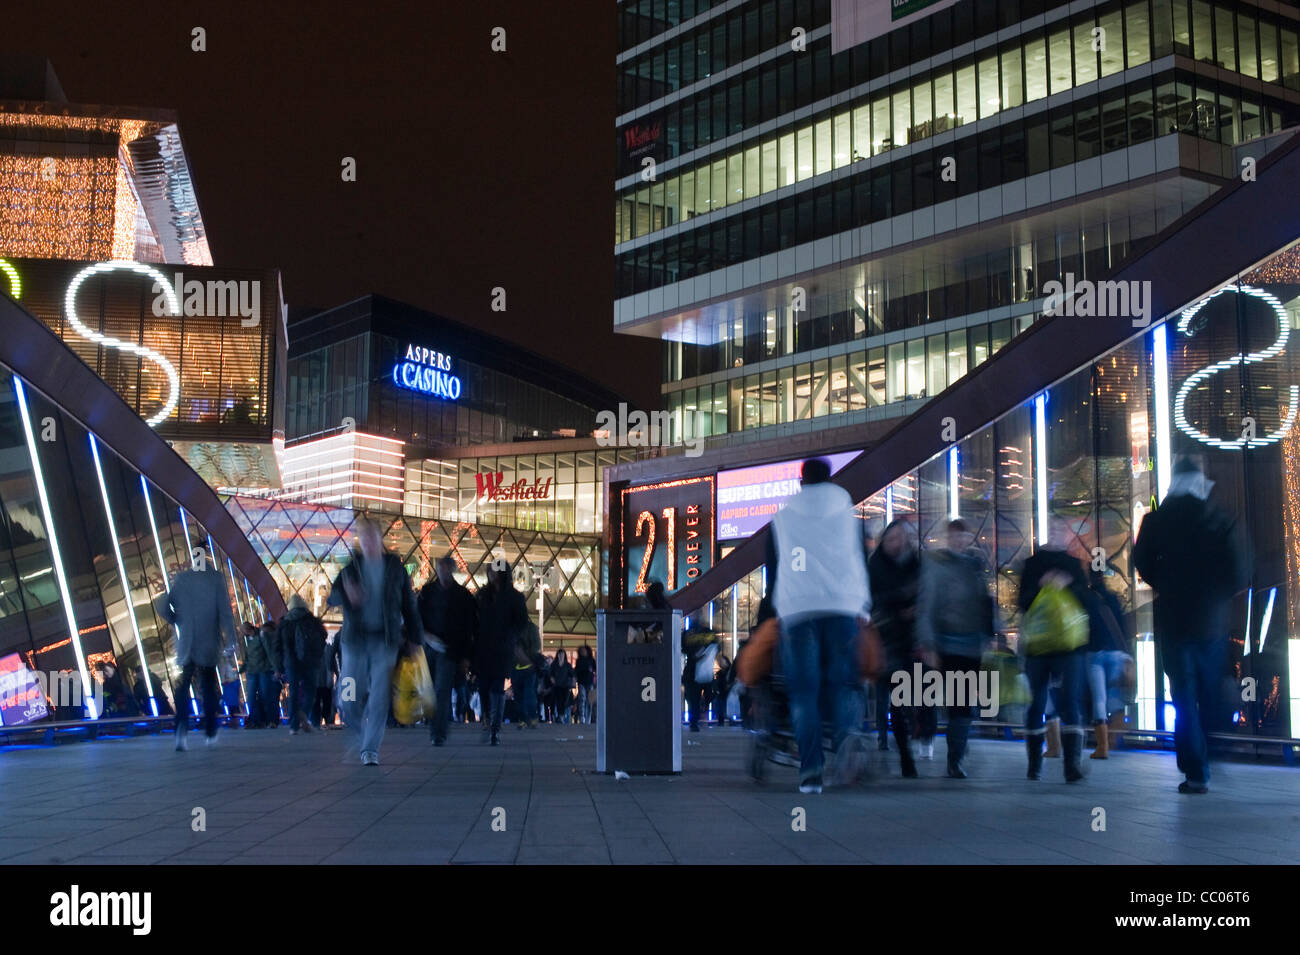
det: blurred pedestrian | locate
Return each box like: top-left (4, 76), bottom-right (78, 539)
top-left (328, 517), bottom-right (425, 766)
top-left (476, 565), bottom-right (528, 745)
top-left (550, 649), bottom-right (576, 724)
top-left (575, 643), bottom-right (596, 723)
top-left (279, 594), bottom-right (327, 735)
top-left (917, 519), bottom-right (993, 779)
top-left (418, 554), bottom-right (479, 746)
top-left (1133, 455), bottom-right (1248, 794)
top-left (1018, 516), bottom-right (1090, 783)
top-left (155, 545), bottom-right (236, 750)
top-left (868, 518), bottom-right (921, 778)
top-left (764, 458), bottom-right (872, 793)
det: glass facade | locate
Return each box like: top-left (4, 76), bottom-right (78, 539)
top-left (405, 448), bottom-right (638, 534)
top-left (287, 329), bottom-right (604, 449)
top-left (1, 257), bottom-right (281, 442)
top-left (227, 496), bottom-right (602, 635)
top-left (690, 235), bottom-right (1300, 739)
top-left (0, 369), bottom-right (267, 728)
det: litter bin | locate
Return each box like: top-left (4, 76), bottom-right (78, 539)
top-left (596, 609), bottom-right (682, 774)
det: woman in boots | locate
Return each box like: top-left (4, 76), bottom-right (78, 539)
top-left (868, 519), bottom-right (922, 778)
top-left (1017, 517), bottom-right (1090, 782)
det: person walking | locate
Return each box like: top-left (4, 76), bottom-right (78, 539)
top-left (575, 644), bottom-right (596, 723)
top-left (713, 653), bottom-right (735, 726)
top-left (240, 621), bottom-right (273, 728)
top-left (1133, 455), bottom-right (1248, 794)
top-left (476, 565), bottom-right (528, 744)
top-left (279, 595), bottom-right (327, 735)
top-left (550, 649), bottom-right (576, 724)
top-left (313, 633), bottom-right (339, 727)
top-left (417, 554), bottom-right (479, 746)
top-left (1017, 516), bottom-right (1091, 783)
top-left (511, 620), bottom-right (542, 729)
top-left (259, 621), bottom-right (284, 727)
top-left (1083, 569), bottom-right (1128, 759)
top-left (328, 517), bottom-right (425, 766)
top-left (764, 458), bottom-right (872, 794)
top-left (154, 545), bottom-right (237, 750)
top-left (868, 518), bottom-right (921, 778)
top-left (916, 519), bottom-right (994, 779)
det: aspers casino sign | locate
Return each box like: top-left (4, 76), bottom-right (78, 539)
top-left (392, 343), bottom-right (462, 401)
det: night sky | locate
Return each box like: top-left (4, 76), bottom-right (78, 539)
top-left (6, 0), bottom-right (660, 410)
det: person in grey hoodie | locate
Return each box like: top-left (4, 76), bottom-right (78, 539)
top-left (155, 545), bottom-right (237, 750)
top-left (916, 519), bottom-right (994, 779)
top-left (764, 458), bottom-right (872, 794)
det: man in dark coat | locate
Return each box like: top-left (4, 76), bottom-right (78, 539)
top-left (155, 545), bottom-right (236, 749)
top-left (279, 594), bottom-right (327, 735)
top-left (417, 554), bottom-right (479, 745)
top-left (1133, 455), bottom-right (1249, 794)
top-left (475, 566), bottom-right (528, 745)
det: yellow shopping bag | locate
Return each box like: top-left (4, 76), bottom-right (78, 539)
top-left (391, 647), bottom-right (435, 725)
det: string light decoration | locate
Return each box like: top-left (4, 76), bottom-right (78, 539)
top-left (64, 261), bottom-right (181, 426)
top-left (1173, 284), bottom-right (1299, 450)
top-left (0, 258), bottom-right (19, 298)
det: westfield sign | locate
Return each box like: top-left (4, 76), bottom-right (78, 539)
top-left (475, 471), bottom-right (554, 504)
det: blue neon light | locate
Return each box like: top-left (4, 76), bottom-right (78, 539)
top-left (392, 345), bottom-right (462, 400)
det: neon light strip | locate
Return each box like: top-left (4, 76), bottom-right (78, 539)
top-left (179, 508), bottom-right (200, 716)
top-left (1153, 324), bottom-right (1172, 502)
top-left (1258, 587), bottom-right (1277, 655)
top-left (242, 578), bottom-right (260, 625)
top-left (1034, 393), bottom-right (1048, 546)
top-left (1173, 285), bottom-right (1298, 449)
top-left (948, 446), bottom-right (959, 520)
top-left (89, 436), bottom-right (157, 717)
top-left (885, 484), bottom-right (894, 525)
top-left (0, 258), bottom-right (20, 299)
top-left (140, 476), bottom-right (181, 718)
top-left (1244, 588), bottom-right (1254, 657)
top-left (64, 261), bottom-right (181, 427)
top-left (13, 379), bottom-right (98, 718)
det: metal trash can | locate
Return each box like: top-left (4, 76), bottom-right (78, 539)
top-left (596, 609), bottom-right (682, 774)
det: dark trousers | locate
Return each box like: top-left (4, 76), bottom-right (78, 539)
top-left (177, 663), bottom-right (220, 737)
top-left (1026, 651), bottom-right (1084, 734)
top-left (874, 673), bottom-right (890, 741)
top-left (483, 677), bottom-right (506, 732)
top-left (312, 686), bottom-right (334, 725)
top-left (940, 652), bottom-right (982, 768)
top-left (285, 663), bottom-right (314, 730)
top-left (452, 671), bottom-right (468, 721)
top-left (1165, 637), bottom-right (1227, 785)
top-left (514, 667), bottom-right (538, 723)
top-left (429, 650), bottom-right (455, 741)
top-left (684, 680), bottom-right (708, 727)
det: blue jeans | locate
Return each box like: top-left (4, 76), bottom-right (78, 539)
top-left (577, 684), bottom-right (592, 723)
top-left (1025, 651), bottom-right (1084, 736)
top-left (1086, 650), bottom-right (1129, 722)
top-left (1165, 638), bottom-right (1227, 785)
top-left (780, 614), bottom-right (861, 786)
top-left (285, 663), bottom-right (315, 730)
top-left (340, 639), bottom-right (399, 756)
top-left (249, 672), bottom-right (276, 725)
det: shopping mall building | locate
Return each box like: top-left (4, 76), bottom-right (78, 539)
top-left (0, 60), bottom-right (282, 728)
top-left (610, 0), bottom-right (1300, 739)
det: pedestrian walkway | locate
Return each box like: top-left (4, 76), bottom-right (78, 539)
top-left (0, 726), bottom-right (1294, 864)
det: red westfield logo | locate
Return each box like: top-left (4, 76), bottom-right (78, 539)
top-left (475, 472), bottom-right (554, 503)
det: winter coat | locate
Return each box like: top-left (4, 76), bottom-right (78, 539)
top-left (327, 549), bottom-right (423, 648)
top-left (476, 584), bottom-right (528, 683)
top-left (1133, 492), bottom-right (1249, 643)
top-left (279, 606), bottom-right (327, 672)
top-left (917, 548), bottom-right (992, 659)
top-left (766, 482), bottom-right (871, 623)
top-left (154, 567), bottom-right (236, 668)
top-left (867, 545), bottom-right (921, 668)
top-left (417, 578), bottom-right (479, 661)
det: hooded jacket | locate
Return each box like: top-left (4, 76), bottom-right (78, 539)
top-left (765, 481), bottom-right (871, 624)
top-left (279, 605), bottom-right (327, 671)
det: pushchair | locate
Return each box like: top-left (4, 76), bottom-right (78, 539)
top-left (744, 651), bottom-right (881, 785)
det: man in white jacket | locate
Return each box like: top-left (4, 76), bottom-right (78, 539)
top-left (765, 458), bottom-right (872, 793)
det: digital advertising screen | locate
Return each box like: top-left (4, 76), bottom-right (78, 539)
top-left (716, 451), bottom-right (859, 540)
top-left (621, 476), bottom-right (714, 601)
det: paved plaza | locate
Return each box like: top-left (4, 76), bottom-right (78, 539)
top-left (0, 726), bottom-right (1295, 865)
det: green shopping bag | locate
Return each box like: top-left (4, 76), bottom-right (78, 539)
top-left (1021, 585), bottom-right (1088, 656)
